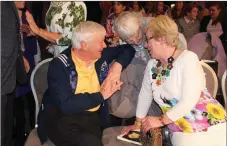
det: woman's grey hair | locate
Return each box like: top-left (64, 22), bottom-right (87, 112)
top-left (71, 21), bottom-right (106, 49)
top-left (114, 11), bottom-right (141, 40)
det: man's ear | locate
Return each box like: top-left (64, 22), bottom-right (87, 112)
top-left (80, 41), bottom-right (87, 51)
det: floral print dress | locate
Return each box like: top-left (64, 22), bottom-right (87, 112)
top-left (45, 2), bottom-right (87, 56)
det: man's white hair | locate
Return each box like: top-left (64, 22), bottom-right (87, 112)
top-left (71, 21), bottom-right (106, 49)
top-left (114, 11), bottom-right (141, 40)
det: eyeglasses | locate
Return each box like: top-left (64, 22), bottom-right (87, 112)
top-left (145, 36), bottom-right (153, 42)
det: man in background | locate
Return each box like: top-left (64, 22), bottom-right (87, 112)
top-left (1, 2), bottom-right (29, 146)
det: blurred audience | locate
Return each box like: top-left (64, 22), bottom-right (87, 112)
top-left (100, 1), bottom-right (112, 26)
top-left (149, 2), bottom-right (166, 17)
top-left (196, 2), bottom-right (210, 21)
top-left (176, 3), bottom-right (200, 42)
top-left (143, 1), bottom-right (154, 16)
top-left (132, 1), bottom-right (146, 17)
top-left (168, 1), bottom-right (186, 20)
top-left (200, 2), bottom-right (227, 54)
top-left (105, 1), bottom-right (127, 46)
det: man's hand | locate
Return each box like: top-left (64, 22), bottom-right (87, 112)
top-left (101, 62), bottom-right (122, 91)
top-left (100, 79), bottom-right (123, 100)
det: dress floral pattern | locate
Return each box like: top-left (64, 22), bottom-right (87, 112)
top-left (45, 2), bottom-right (87, 56)
top-left (160, 89), bottom-right (227, 133)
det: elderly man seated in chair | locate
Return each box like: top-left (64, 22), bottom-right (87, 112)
top-left (37, 21), bottom-right (135, 146)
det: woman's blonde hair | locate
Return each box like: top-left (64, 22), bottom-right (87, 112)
top-left (146, 15), bottom-right (178, 47)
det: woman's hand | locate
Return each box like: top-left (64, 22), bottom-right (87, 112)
top-left (25, 11), bottom-right (40, 35)
top-left (20, 24), bottom-right (36, 36)
top-left (101, 62), bottom-right (122, 92)
top-left (141, 116), bottom-right (163, 133)
top-left (121, 125), bottom-right (141, 135)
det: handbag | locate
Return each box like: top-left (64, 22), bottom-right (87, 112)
top-left (140, 128), bottom-right (162, 146)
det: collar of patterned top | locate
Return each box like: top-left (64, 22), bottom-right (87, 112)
top-left (184, 16), bottom-right (194, 25)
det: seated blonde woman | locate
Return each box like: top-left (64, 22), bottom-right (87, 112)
top-left (122, 15), bottom-right (226, 146)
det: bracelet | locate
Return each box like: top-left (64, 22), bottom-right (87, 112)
top-left (134, 120), bottom-right (142, 127)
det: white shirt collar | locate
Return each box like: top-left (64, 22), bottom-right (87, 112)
top-left (184, 16), bottom-right (194, 25)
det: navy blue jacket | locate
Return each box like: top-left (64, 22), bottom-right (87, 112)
top-left (38, 44), bottom-right (135, 143)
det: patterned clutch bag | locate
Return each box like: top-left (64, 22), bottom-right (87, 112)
top-left (140, 128), bottom-right (162, 146)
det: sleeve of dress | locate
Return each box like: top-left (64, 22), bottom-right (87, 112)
top-left (136, 60), bottom-right (154, 119)
top-left (56, 2), bottom-right (87, 46)
top-left (166, 52), bottom-right (205, 122)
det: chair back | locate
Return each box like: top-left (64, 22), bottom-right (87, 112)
top-left (222, 70), bottom-right (227, 107)
top-left (200, 61), bottom-right (218, 98)
top-left (188, 32), bottom-right (226, 77)
top-left (30, 58), bottom-right (52, 125)
top-left (164, 4), bottom-right (170, 13)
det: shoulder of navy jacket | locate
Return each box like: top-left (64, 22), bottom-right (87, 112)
top-left (57, 54), bottom-right (70, 67)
